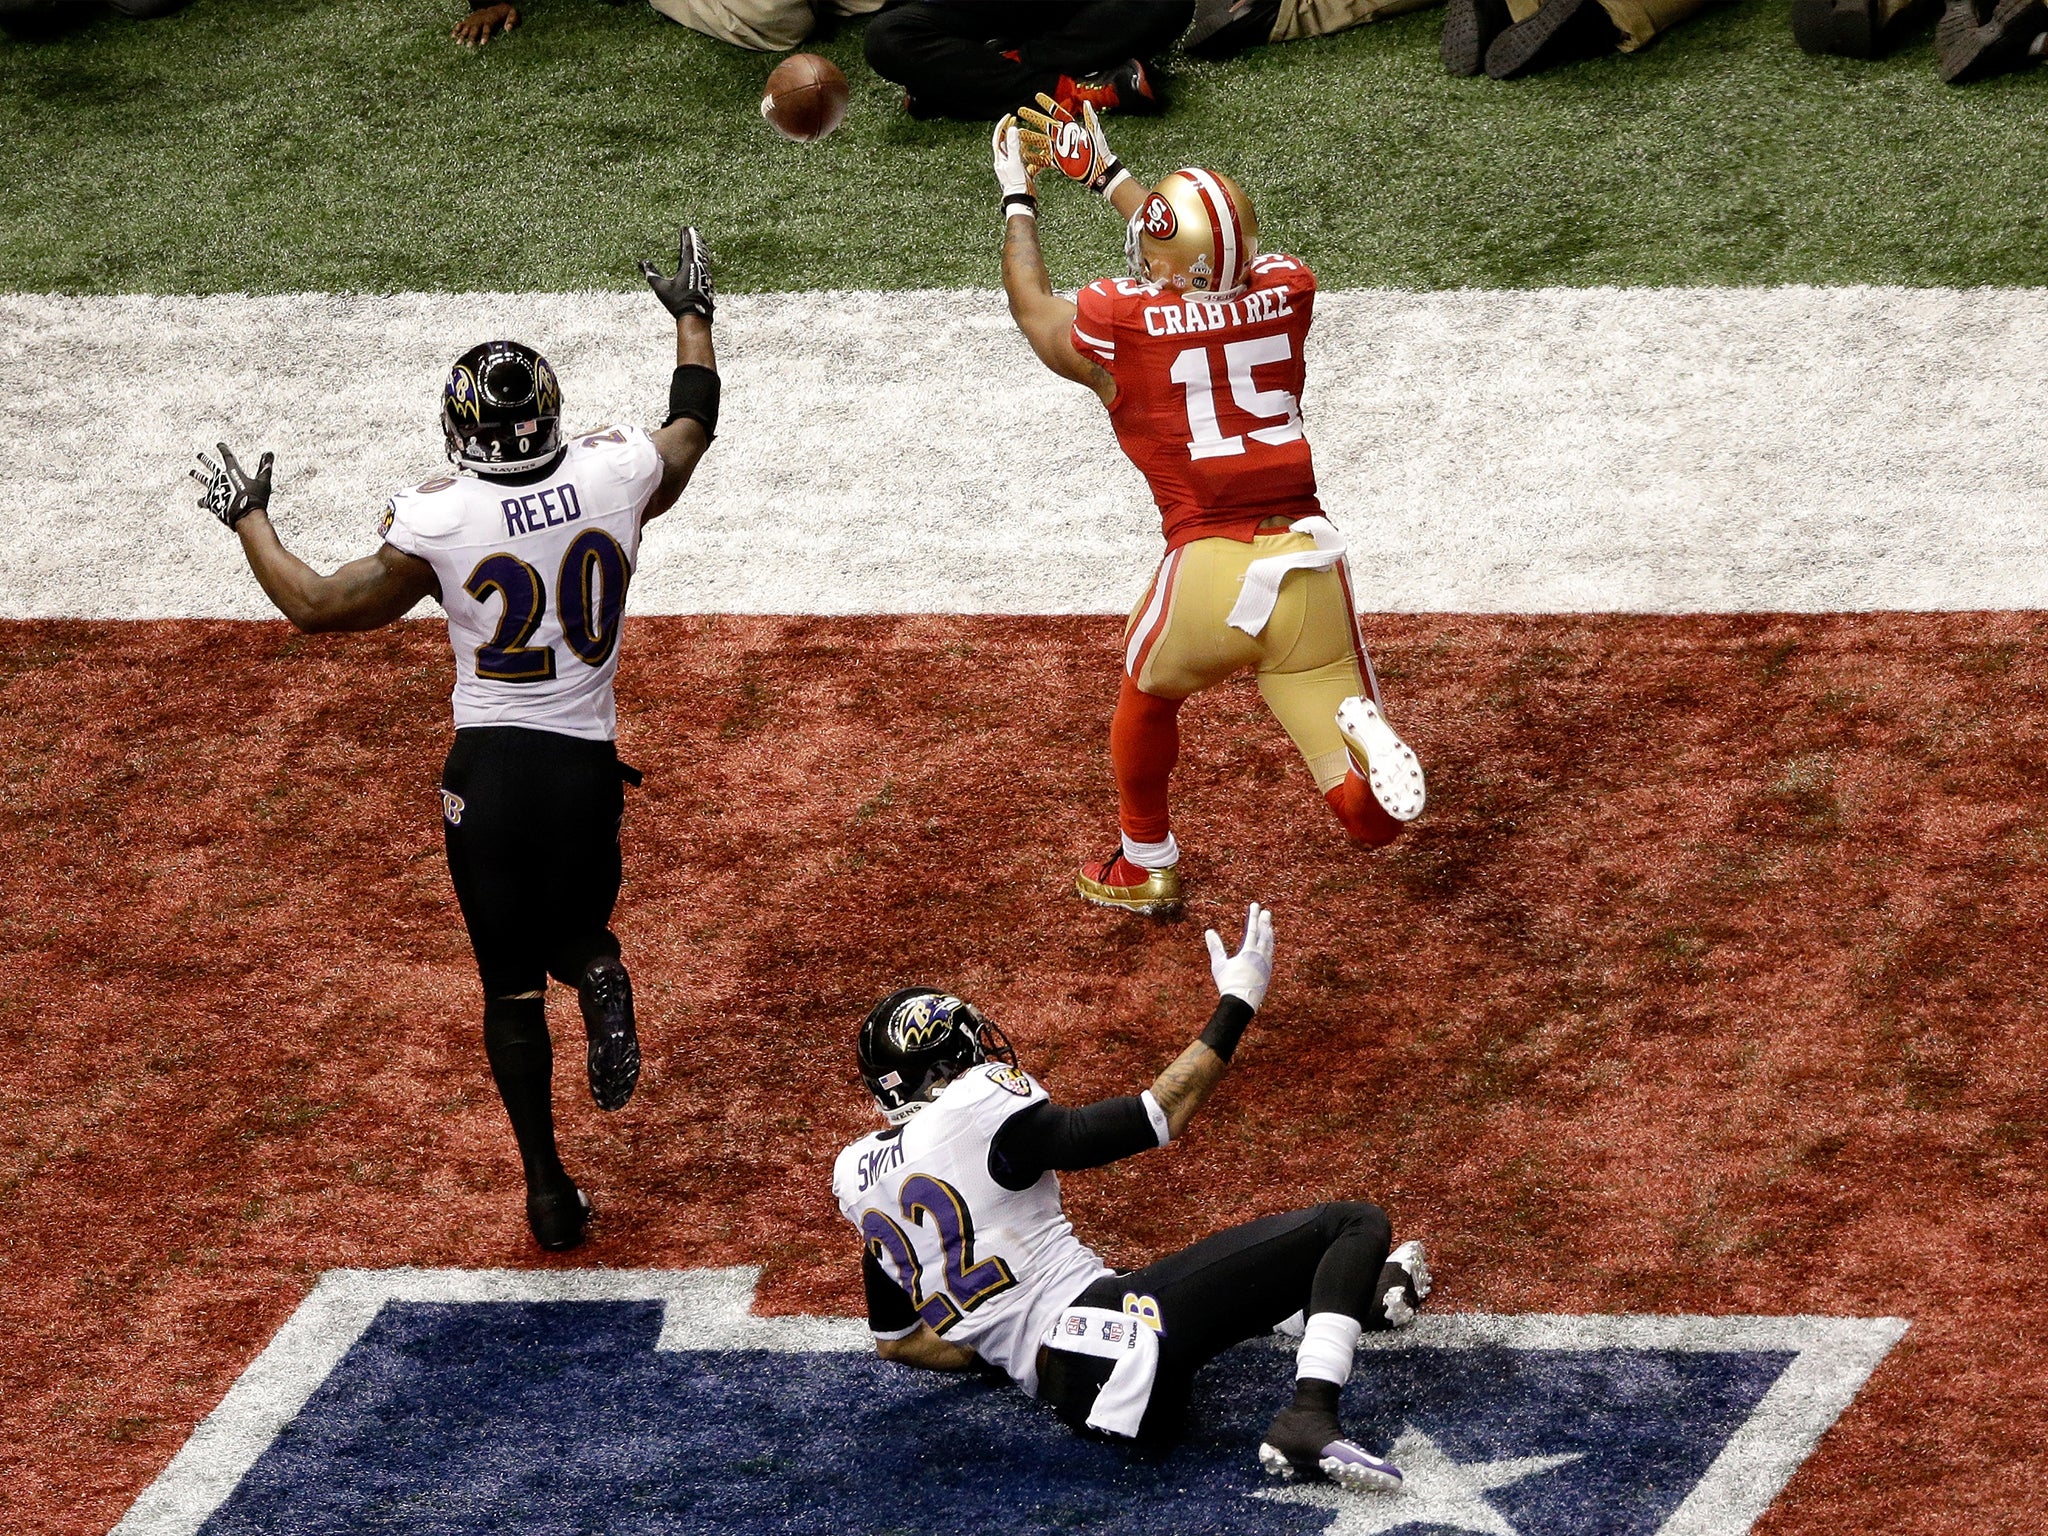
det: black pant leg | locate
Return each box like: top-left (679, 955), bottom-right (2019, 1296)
top-left (442, 727), bottom-right (626, 998)
top-left (1061, 1201), bottom-right (1391, 1443)
top-left (1017, 0), bottom-right (1194, 77)
top-left (864, 0), bottom-right (1085, 118)
top-left (540, 743), bottom-right (626, 988)
top-left (442, 730), bottom-right (552, 999)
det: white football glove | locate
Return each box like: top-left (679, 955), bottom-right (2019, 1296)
top-left (991, 116), bottom-right (1036, 212)
top-left (1205, 902), bottom-right (1275, 1011)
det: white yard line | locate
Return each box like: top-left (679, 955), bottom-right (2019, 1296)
top-left (6, 287), bottom-right (2046, 618)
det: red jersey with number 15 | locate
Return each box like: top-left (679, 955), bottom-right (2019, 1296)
top-left (1072, 253), bottom-right (1320, 550)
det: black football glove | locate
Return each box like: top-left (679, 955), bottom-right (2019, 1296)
top-left (190, 442), bottom-right (274, 529)
top-left (641, 225), bottom-right (714, 322)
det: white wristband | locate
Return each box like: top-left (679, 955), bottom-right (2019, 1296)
top-left (1140, 1089), bottom-right (1172, 1147)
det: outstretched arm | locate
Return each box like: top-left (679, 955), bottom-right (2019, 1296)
top-left (193, 445), bottom-right (438, 632)
top-left (985, 904), bottom-right (1278, 1188)
top-left (992, 119), bottom-right (1116, 406)
top-left (640, 226), bottom-right (721, 521)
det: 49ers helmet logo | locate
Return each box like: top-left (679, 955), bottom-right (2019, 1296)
top-left (1141, 193), bottom-right (1178, 239)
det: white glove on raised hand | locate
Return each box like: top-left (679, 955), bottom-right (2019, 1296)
top-left (991, 116), bottom-right (1036, 210)
top-left (1205, 902), bottom-right (1275, 1011)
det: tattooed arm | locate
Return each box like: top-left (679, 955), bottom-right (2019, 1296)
top-left (993, 118), bottom-right (1118, 406)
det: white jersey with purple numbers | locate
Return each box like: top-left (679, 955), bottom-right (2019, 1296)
top-left (832, 1063), bottom-right (1113, 1397)
top-left (382, 425), bottom-right (662, 741)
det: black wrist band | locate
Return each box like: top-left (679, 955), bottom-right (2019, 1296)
top-left (1198, 996), bottom-right (1254, 1063)
top-left (665, 364), bottom-right (720, 436)
top-left (1002, 192), bottom-right (1038, 217)
top-left (1090, 156), bottom-right (1124, 195)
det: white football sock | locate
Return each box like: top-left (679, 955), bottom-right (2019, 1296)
top-left (1121, 831), bottom-right (1179, 870)
top-left (1295, 1311), bottom-right (1364, 1387)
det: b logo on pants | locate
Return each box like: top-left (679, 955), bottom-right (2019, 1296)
top-left (440, 788), bottom-right (466, 826)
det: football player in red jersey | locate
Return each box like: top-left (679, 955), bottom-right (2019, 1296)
top-left (996, 106), bottom-right (1427, 917)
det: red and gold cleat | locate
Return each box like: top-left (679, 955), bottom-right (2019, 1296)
top-left (1076, 849), bottom-right (1183, 918)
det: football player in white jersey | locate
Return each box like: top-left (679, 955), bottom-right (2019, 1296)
top-left (192, 227), bottom-right (722, 1252)
top-left (832, 904), bottom-right (1435, 1494)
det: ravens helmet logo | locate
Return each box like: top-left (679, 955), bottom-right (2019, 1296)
top-left (889, 993), bottom-right (961, 1052)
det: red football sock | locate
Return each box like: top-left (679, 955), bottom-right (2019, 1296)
top-left (1327, 770), bottom-right (1402, 848)
top-left (1111, 676), bottom-right (1181, 845)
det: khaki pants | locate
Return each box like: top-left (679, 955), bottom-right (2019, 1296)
top-left (645, 0), bottom-right (885, 52)
top-left (1502, 0), bottom-right (1707, 48)
top-left (1124, 530), bottom-right (1380, 794)
top-left (1272, 0), bottom-right (1440, 35)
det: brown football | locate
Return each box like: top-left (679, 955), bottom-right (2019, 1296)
top-left (760, 53), bottom-right (850, 143)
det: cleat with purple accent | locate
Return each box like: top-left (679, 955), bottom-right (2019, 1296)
top-left (1259, 1408), bottom-right (1404, 1492)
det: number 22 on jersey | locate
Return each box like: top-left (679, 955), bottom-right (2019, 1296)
top-left (1167, 333), bottom-right (1304, 461)
top-left (861, 1174), bottom-right (1018, 1334)
top-left (464, 526), bottom-right (629, 683)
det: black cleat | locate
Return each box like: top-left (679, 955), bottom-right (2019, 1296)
top-left (1070, 58), bottom-right (1166, 115)
top-left (527, 1182), bottom-right (592, 1251)
top-left (1259, 1405), bottom-right (1404, 1492)
top-left (1484, 0), bottom-right (1621, 77)
top-left (579, 955), bottom-right (641, 1112)
top-left (1442, 0), bottom-right (1514, 74)
top-left (1939, 0), bottom-right (2047, 79)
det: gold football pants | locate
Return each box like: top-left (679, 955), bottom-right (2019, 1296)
top-left (1124, 530), bottom-right (1382, 795)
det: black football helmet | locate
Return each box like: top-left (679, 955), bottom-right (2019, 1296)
top-left (442, 339), bottom-right (564, 476)
top-left (858, 987), bottom-right (1016, 1124)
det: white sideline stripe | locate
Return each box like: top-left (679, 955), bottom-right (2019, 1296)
top-left (109, 1263), bottom-right (1906, 1536)
top-left (9, 287), bottom-right (2048, 618)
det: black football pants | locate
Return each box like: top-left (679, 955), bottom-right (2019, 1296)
top-left (441, 726), bottom-right (630, 999)
top-left (1037, 1201), bottom-right (1392, 1446)
top-left (862, 0), bottom-right (1193, 119)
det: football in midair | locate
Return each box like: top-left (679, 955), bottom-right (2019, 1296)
top-left (760, 53), bottom-right (850, 143)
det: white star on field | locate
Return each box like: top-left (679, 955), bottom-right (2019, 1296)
top-left (1252, 1425), bottom-right (1582, 1536)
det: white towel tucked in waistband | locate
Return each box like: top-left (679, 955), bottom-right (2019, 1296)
top-left (1044, 1305), bottom-right (1162, 1438)
top-left (1225, 515), bottom-right (1347, 637)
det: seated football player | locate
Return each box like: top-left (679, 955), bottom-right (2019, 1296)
top-left (863, 0), bottom-right (1192, 120)
top-left (1438, 0), bottom-right (1709, 78)
top-left (191, 229), bottom-right (723, 1252)
top-left (995, 105), bottom-right (1426, 919)
top-left (833, 904), bottom-right (1435, 1487)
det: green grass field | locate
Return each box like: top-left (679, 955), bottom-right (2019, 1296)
top-left (2, 0), bottom-right (2044, 293)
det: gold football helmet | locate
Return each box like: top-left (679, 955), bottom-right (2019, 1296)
top-left (1125, 168), bottom-right (1260, 298)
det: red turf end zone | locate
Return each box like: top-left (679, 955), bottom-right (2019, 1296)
top-left (1, 613), bottom-right (2044, 1534)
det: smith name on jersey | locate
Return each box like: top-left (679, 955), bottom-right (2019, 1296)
top-left (382, 426), bottom-right (662, 741)
top-left (832, 1063), bottom-right (1112, 1396)
top-left (1072, 254), bottom-right (1320, 549)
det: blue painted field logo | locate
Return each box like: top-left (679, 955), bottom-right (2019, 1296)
top-left (111, 1269), bottom-right (1903, 1536)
